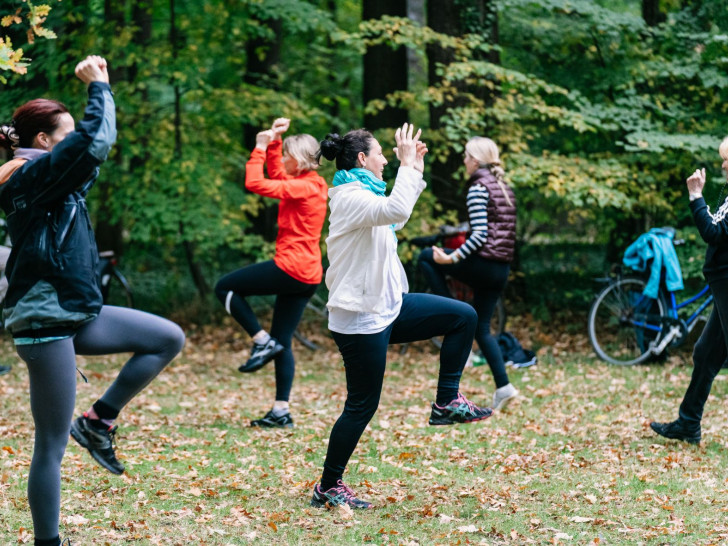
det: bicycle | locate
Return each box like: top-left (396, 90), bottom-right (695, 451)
top-left (96, 250), bottom-right (134, 308)
top-left (588, 239), bottom-right (712, 366)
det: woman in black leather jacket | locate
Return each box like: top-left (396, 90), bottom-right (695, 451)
top-left (0, 56), bottom-right (185, 546)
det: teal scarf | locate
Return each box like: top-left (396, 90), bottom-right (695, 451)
top-left (332, 168), bottom-right (387, 196)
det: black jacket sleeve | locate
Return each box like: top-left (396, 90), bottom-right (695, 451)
top-left (690, 197), bottom-right (728, 246)
top-left (30, 82), bottom-right (117, 206)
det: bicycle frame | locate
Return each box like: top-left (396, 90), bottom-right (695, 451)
top-left (631, 284), bottom-right (712, 352)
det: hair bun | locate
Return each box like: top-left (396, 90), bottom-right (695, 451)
top-left (319, 133), bottom-right (344, 161)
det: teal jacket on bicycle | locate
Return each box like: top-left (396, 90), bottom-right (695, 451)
top-left (622, 227), bottom-right (684, 299)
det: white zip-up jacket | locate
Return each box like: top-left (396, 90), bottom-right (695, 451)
top-left (325, 166), bottom-right (426, 315)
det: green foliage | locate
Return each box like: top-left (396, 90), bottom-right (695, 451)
top-left (0, 1), bottom-right (59, 82)
top-left (3, 0), bottom-right (728, 301)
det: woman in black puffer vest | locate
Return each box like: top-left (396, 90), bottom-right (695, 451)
top-left (419, 136), bottom-right (518, 410)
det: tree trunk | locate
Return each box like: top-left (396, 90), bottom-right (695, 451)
top-left (170, 0), bottom-right (210, 297)
top-left (243, 15), bottom-right (282, 150)
top-left (325, 0), bottom-right (342, 129)
top-left (427, 0), bottom-right (499, 205)
top-left (362, 0), bottom-right (408, 130)
top-left (242, 12), bottom-right (283, 243)
top-left (95, 0), bottom-right (127, 255)
top-left (642, 0), bottom-right (666, 26)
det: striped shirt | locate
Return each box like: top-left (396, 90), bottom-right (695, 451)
top-left (453, 184), bottom-right (489, 261)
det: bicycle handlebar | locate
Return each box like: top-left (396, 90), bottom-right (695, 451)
top-left (408, 234), bottom-right (442, 248)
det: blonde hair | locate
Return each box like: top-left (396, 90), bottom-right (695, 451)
top-left (465, 136), bottom-right (512, 206)
top-left (283, 134), bottom-right (320, 173)
top-left (719, 136), bottom-right (728, 161)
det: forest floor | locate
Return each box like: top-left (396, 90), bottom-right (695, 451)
top-left (1, 316), bottom-right (728, 545)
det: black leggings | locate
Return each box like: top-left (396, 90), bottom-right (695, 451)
top-left (215, 260), bottom-right (317, 401)
top-left (16, 306), bottom-right (185, 541)
top-left (418, 248), bottom-right (511, 388)
top-left (679, 278), bottom-right (728, 426)
top-left (321, 293), bottom-right (477, 488)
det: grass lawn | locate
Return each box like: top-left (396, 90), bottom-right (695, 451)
top-left (1, 317), bottom-right (728, 545)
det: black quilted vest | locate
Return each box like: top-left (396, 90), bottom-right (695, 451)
top-left (469, 168), bottom-right (516, 263)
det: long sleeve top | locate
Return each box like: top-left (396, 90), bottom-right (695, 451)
top-left (244, 140), bottom-right (328, 284)
top-left (690, 196), bottom-right (728, 282)
top-left (452, 184), bottom-right (489, 261)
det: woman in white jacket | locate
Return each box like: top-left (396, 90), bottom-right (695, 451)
top-left (310, 123), bottom-right (492, 510)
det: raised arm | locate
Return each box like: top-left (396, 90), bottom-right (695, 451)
top-left (31, 56), bottom-right (116, 205)
top-left (688, 168), bottom-right (728, 245)
top-left (265, 118), bottom-right (291, 180)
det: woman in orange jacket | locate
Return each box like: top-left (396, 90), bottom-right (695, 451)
top-left (215, 118), bottom-right (327, 427)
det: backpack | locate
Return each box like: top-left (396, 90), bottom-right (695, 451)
top-left (496, 332), bottom-right (537, 369)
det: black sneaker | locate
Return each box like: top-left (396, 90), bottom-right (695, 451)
top-left (70, 414), bottom-right (125, 475)
top-left (429, 393), bottom-right (493, 425)
top-left (250, 410), bottom-right (294, 428)
top-left (0, 364), bottom-right (11, 376)
top-left (650, 420), bottom-right (701, 445)
top-left (61, 539), bottom-right (72, 546)
top-left (310, 480), bottom-right (372, 509)
top-left (238, 338), bottom-right (284, 373)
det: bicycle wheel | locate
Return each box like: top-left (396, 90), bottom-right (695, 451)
top-left (588, 277), bottom-right (666, 365)
top-left (104, 268), bottom-right (134, 308)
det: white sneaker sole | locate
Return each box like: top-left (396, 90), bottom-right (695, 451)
top-left (493, 392), bottom-right (518, 410)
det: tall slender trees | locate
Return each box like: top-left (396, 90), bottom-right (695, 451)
top-left (426, 0), bottom-right (500, 204)
top-left (362, 0), bottom-right (408, 130)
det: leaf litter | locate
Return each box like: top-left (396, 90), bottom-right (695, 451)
top-left (0, 317), bottom-right (728, 543)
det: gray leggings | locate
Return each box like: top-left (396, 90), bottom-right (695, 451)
top-left (16, 306), bottom-right (185, 541)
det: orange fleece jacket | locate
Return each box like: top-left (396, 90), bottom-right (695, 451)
top-left (244, 139), bottom-right (328, 284)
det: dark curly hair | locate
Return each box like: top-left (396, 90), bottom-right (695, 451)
top-left (318, 129), bottom-right (374, 171)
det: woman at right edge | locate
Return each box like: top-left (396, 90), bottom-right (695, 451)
top-left (310, 123), bottom-right (492, 510)
top-left (650, 136), bottom-right (728, 445)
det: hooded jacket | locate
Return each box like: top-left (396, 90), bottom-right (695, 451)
top-left (0, 82), bottom-right (116, 338)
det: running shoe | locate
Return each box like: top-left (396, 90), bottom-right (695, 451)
top-left (310, 480), bottom-right (372, 509)
top-left (0, 364), bottom-right (11, 376)
top-left (238, 338), bottom-right (284, 373)
top-left (428, 393), bottom-right (493, 425)
top-left (70, 414), bottom-right (125, 475)
top-left (493, 383), bottom-right (519, 410)
top-left (250, 410), bottom-right (294, 428)
top-left (61, 539), bottom-right (72, 546)
top-left (650, 420), bottom-right (701, 444)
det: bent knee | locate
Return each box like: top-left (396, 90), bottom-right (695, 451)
top-left (166, 324), bottom-right (186, 356)
top-left (454, 301), bottom-right (478, 326)
top-left (214, 281), bottom-right (230, 303)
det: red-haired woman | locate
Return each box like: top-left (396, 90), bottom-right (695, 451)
top-left (0, 56), bottom-right (185, 546)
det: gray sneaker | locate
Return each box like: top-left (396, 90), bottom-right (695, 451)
top-left (493, 384), bottom-right (518, 410)
top-left (70, 414), bottom-right (125, 475)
